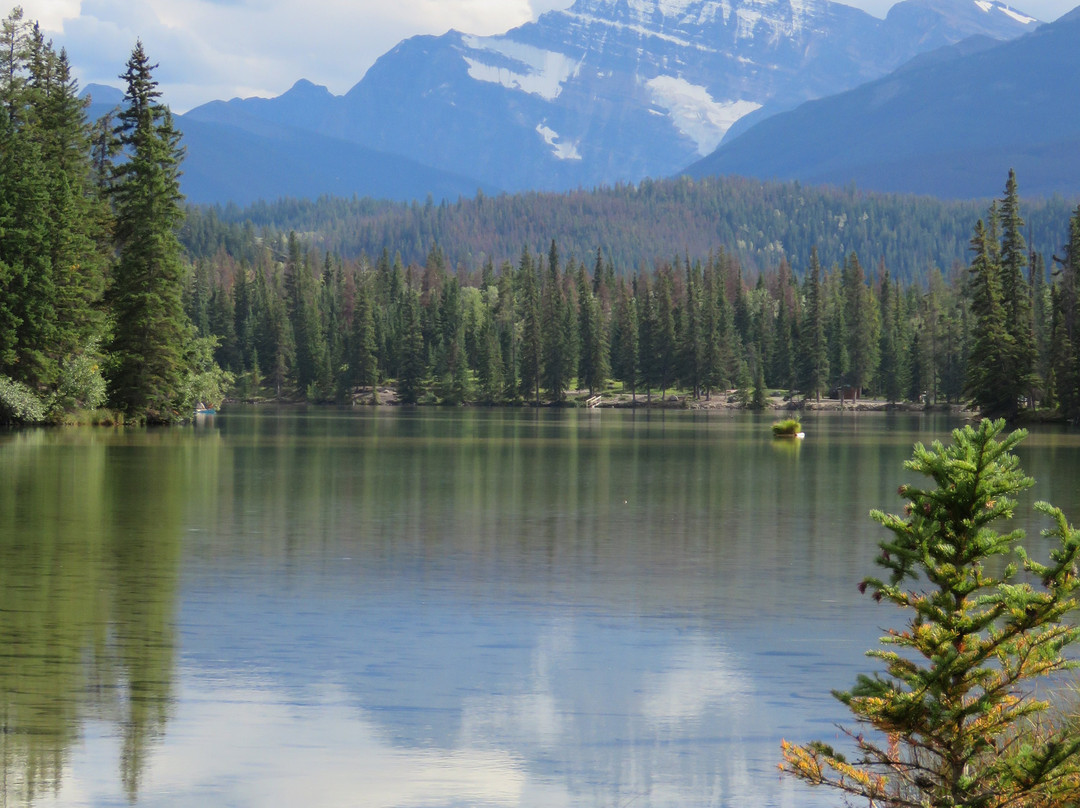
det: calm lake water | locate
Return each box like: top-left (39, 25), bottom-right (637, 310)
top-left (3, 407), bottom-right (1080, 808)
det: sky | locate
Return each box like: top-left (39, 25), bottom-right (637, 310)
top-left (15, 0), bottom-right (1077, 113)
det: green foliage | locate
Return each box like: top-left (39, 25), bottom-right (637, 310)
top-left (782, 419), bottom-right (1080, 808)
top-left (51, 344), bottom-right (107, 412)
top-left (180, 336), bottom-right (234, 411)
top-left (106, 42), bottom-right (191, 421)
top-left (771, 418), bottom-right (801, 436)
top-left (0, 374), bottom-right (46, 424)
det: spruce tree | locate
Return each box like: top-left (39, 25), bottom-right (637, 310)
top-left (107, 41), bottom-right (190, 420)
top-left (540, 243), bottom-right (573, 402)
top-left (799, 247), bottom-right (829, 402)
top-left (967, 219), bottom-right (1018, 418)
top-left (397, 288), bottom-right (425, 405)
top-left (495, 265), bottom-right (518, 400)
top-left (610, 280), bottom-right (638, 401)
top-left (654, 270), bottom-right (677, 399)
top-left (878, 268), bottom-right (903, 404)
top-left (349, 277), bottom-right (378, 401)
top-left (782, 419), bottom-right (1080, 808)
top-left (998, 170), bottom-right (1036, 406)
top-left (517, 249), bottom-right (542, 405)
top-left (843, 252), bottom-right (878, 401)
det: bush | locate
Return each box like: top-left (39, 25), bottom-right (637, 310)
top-left (51, 349), bottom-right (107, 413)
top-left (771, 418), bottom-right (802, 436)
top-left (0, 375), bottom-right (46, 424)
top-left (781, 419), bottom-right (1080, 807)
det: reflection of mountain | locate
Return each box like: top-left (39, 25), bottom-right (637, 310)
top-left (169, 408), bottom-right (908, 806)
top-left (0, 431), bottom-right (185, 804)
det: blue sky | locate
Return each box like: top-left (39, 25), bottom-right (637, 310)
top-left (16, 0), bottom-right (1074, 113)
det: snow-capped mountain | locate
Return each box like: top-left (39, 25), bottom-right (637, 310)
top-left (182, 0), bottom-right (1038, 200)
top-left (687, 5), bottom-right (1080, 198)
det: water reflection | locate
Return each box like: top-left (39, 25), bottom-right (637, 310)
top-left (4, 410), bottom-right (1079, 807)
top-left (0, 430), bottom-right (184, 805)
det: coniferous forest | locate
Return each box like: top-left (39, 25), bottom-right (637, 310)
top-left (0, 9), bottom-right (229, 423)
top-left (4, 6), bottom-right (1080, 424)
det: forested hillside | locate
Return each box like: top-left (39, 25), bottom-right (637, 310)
top-left (188, 179), bottom-right (1075, 284)
top-left (181, 171), bottom-right (1080, 423)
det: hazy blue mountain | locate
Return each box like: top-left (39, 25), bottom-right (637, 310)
top-left (82, 84), bottom-right (496, 205)
top-left (132, 0), bottom-right (1038, 203)
top-left (686, 6), bottom-right (1080, 198)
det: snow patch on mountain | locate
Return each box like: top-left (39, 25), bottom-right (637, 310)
top-left (462, 36), bottom-right (582, 101)
top-left (998, 5), bottom-right (1036, 23)
top-left (560, 10), bottom-right (717, 50)
top-left (536, 124), bottom-right (583, 160)
top-left (972, 0), bottom-right (1037, 23)
top-left (645, 76), bottom-right (761, 154)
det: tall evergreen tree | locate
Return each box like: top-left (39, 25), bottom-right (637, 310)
top-left (653, 270), bottom-right (677, 399)
top-left (966, 219), bottom-right (1017, 417)
top-left (349, 276), bottom-right (378, 401)
top-left (397, 288), bottom-right (425, 405)
top-left (782, 419), bottom-right (1080, 808)
top-left (540, 243), bottom-right (573, 402)
top-left (610, 279), bottom-right (638, 401)
top-left (998, 170), bottom-right (1036, 406)
top-left (877, 268), bottom-right (903, 404)
top-left (799, 247), bottom-right (829, 402)
top-left (843, 251), bottom-right (878, 400)
top-left (106, 41), bottom-right (191, 420)
top-left (517, 248), bottom-right (542, 405)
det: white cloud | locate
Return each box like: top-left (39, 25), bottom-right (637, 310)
top-left (14, 0), bottom-right (1070, 113)
top-left (17, 0), bottom-right (576, 112)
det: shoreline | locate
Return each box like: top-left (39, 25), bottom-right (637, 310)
top-left (229, 387), bottom-right (977, 416)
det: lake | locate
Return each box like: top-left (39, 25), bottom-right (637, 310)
top-left (2, 407), bottom-right (1079, 808)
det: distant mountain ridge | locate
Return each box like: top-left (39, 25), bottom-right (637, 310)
top-left (686, 3), bottom-right (1080, 198)
top-left (81, 84), bottom-right (499, 205)
top-left (164, 0), bottom-right (1036, 203)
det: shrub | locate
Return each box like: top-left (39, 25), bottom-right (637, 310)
top-left (781, 419), bottom-right (1080, 808)
top-left (0, 375), bottom-right (46, 424)
top-left (771, 418), bottom-right (802, 436)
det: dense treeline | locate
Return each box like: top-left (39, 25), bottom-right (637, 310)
top-left (183, 172), bottom-right (1080, 420)
top-left (186, 179), bottom-right (1076, 285)
top-left (0, 8), bottom-right (228, 423)
top-left (5, 4), bottom-right (1080, 423)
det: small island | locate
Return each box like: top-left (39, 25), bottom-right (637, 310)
top-left (772, 419), bottom-right (805, 438)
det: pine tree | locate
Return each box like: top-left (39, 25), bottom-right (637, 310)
top-left (349, 276), bottom-right (378, 401)
top-left (843, 252), bottom-right (878, 401)
top-left (654, 270), bottom-right (677, 400)
top-left (998, 169), bottom-right (1036, 406)
top-left (517, 248), bottom-right (542, 405)
top-left (540, 242), bottom-right (573, 402)
top-left (495, 264), bottom-right (517, 400)
top-left (967, 219), bottom-right (1018, 418)
top-left (475, 311), bottom-right (503, 404)
top-left (577, 263), bottom-right (607, 395)
top-left (799, 247), bottom-right (829, 402)
top-left (782, 419), bottom-right (1080, 808)
top-left (678, 262), bottom-right (704, 398)
top-left (107, 42), bottom-right (191, 420)
top-left (877, 268), bottom-right (903, 404)
top-left (397, 288), bottom-right (425, 405)
top-left (610, 279), bottom-right (638, 401)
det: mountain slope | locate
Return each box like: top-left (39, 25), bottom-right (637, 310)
top-left (686, 6), bottom-right (1080, 198)
top-left (182, 0), bottom-right (1037, 200)
top-left (82, 83), bottom-right (495, 205)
